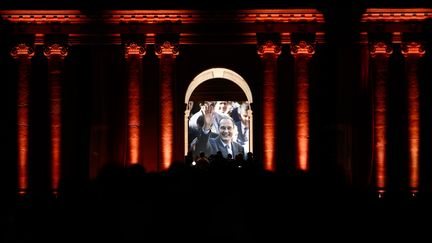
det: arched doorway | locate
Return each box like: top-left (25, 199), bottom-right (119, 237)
top-left (184, 68), bottom-right (253, 157)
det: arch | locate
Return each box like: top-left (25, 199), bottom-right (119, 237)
top-left (184, 68), bottom-right (254, 156)
top-left (184, 68), bottom-right (253, 104)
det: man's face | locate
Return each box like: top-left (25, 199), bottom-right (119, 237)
top-left (200, 101), bottom-right (215, 113)
top-left (240, 110), bottom-right (249, 126)
top-left (219, 118), bottom-right (234, 143)
top-left (216, 101), bottom-right (231, 114)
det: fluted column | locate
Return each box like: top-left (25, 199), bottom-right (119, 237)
top-left (370, 42), bottom-right (393, 193)
top-left (10, 44), bottom-right (34, 195)
top-left (401, 42), bottom-right (425, 193)
top-left (291, 41), bottom-right (315, 171)
top-left (155, 41), bottom-right (178, 170)
top-left (124, 43), bottom-right (146, 165)
top-left (44, 44), bottom-right (68, 194)
top-left (258, 41), bottom-right (281, 171)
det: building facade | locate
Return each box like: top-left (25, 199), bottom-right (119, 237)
top-left (1, 2), bottom-right (432, 196)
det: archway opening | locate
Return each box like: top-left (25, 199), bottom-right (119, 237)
top-left (184, 68), bottom-right (253, 159)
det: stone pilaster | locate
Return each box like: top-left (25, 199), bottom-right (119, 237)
top-left (44, 43), bottom-right (68, 194)
top-left (291, 41), bottom-right (315, 171)
top-left (258, 40), bottom-right (281, 172)
top-left (125, 42), bottom-right (146, 165)
top-left (155, 41), bottom-right (179, 170)
top-left (10, 44), bottom-right (34, 195)
top-left (370, 41), bottom-right (393, 193)
top-left (401, 42), bottom-right (425, 193)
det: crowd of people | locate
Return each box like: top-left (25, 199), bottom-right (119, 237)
top-left (188, 101), bottom-right (250, 159)
top-left (3, 151), bottom-right (432, 242)
top-left (3, 103), bottom-right (432, 241)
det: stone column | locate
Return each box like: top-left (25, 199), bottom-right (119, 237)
top-left (370, 42), bottom-right (392, 194)
top-left (290, 41), bottom-right (315, 171)
top-left (401, 42), bottom-right (425, 194)
top-left (258, 41), bottom-right (281, 171)
top-left (124, 42), bottom-right (146, 165)
top-left (155, 41), bottom-right (178, 170)
top-left (10, 44), bottom-right (34, 195)
top-left (44, 44), bottom-right (68, 194)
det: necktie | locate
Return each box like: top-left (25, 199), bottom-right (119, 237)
top-left (226, 144), bottom-right (232, 155)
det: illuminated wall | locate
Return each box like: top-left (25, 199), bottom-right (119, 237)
top-left (0, 8), bottom-right (431, 196)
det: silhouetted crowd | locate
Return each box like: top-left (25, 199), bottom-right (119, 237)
top-left (3, 153), bottom-right (432, 242)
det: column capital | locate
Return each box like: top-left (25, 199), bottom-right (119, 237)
top-left (155, 41), bottom-right (179, 57)
top-left (10, 44), bottom-right (34, 59)
top-left (370, 42), bottom-right (393, 58)
top-left (43, 44), bottom-right (68, 59)
top-left (401, 42), bottom-right (425, 58)
top-left (257, 40), bottom-right (281, 57)
top-left (124, 42), bottom-right (146, 58)
top-left (290, 41), bottom-right (315, 57)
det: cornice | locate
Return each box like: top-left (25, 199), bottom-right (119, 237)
top-left (361, 8), bottom-right (432, 22)
top-left (0, 9), bottom-right (325, 45)
top-left (0, 9), bottom-right (324, 24)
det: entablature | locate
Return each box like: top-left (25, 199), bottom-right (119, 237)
top-left (0, 9), bottom-right (325, 45)
top-left (360, 8), bottom-right (432, 33)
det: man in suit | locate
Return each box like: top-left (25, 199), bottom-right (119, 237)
top-left (189, 114), bottom-right (218, 158)
top-left (189, 101), bottom-right (230, 135)
top-left (193, 104), bottom-right (244, 158)
top-left (234, 102), bottom-right (250, 155)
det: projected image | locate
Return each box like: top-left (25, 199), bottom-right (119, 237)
top-left (188, 101), bottom-right (250, 159)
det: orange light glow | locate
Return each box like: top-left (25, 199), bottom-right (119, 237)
top-left (258, 41), bottom-right (280, 171)
top-left (125, 43), bottom-right (145, 165)
top-left (0, 9), bottom-right (324, 25)
top-left (361, 8), bottom-right (432, 22)
top-left (374, 77), bottom-right (387, 190)
top-left (156, 42), bottom-right (178, 170)
top-left (44, 44), bottom-right (68, 193)
top-left (370, 42), bottom-right (392, 191)
top-left (402, 42), bottom-right (424, 191)
top-left (291, 41), bottom-right (314, 171)
top-left (297, 113), bottom-right (309, 171)
top-left (16, 59), bottom-right (30, 193)
top-left (11, 44), bottom-right (34, 194)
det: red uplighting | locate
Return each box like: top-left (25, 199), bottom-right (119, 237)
top-left (11, 44), bottom-right (34, 194)
top-left (157, 42), bottom-right (178, 170)
top-left (370, 42), bottom-right (392, 191)
top-left (125, 44), bottom-right (145, 165)
top-left (291, 41), bottom-right (314, 171)
top-left (44, 44), bottom-right (68, 193)
top-left (402, 43), bottom-right (424, 191)
top-left (259, 43), bottom-right (280, 171)
top-left (17, 59), bottom-right (30, 193)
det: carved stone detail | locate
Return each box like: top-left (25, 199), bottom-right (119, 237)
top-left (124, 42), bottom-right (146, 58)
top-left (370, 42), bottom-right (393, 58)
top-left (290, 41), bottom-right (315, 56)
top-left (43, 44), bottom-right (68, 58)
top-left (10, 44), bottom-right (34, 59)
top-left (257, 40), bottom-right (281, 57)
top-left (401, 42), bottom-right (425, 57)
top-left (155, 41), bottom-right (179, 57)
